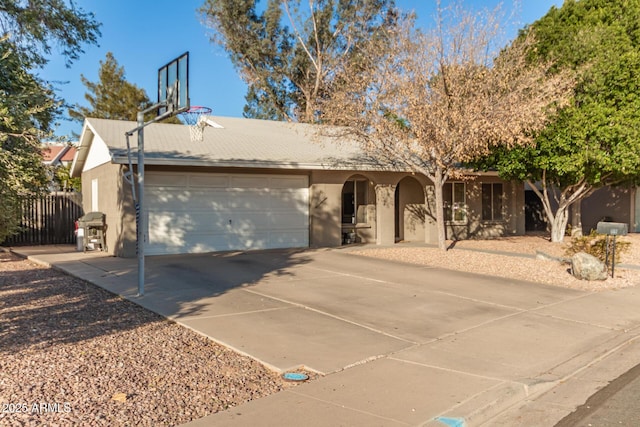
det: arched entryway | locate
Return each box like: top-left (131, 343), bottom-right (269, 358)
top-left (394, 176), bottom-right (426, 242)
top-left (341, 175), bottom-right (376, 244)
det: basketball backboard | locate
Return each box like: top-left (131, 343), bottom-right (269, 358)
top-left (158, 52), bottom-right (189, 116)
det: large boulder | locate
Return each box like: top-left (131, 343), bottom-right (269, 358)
top-left (571, 252), bottom-right (608, 281)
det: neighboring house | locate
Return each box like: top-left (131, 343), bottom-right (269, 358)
top-left (578, 185), bottom-right (639, 234)
top-left (523, 181), bottom-right (639, 235)
top-left (42, 143), bottom-right (78, 192)
top-left (70, 117), bottom-right (525, 258)
top-left (42, 143), bottom-right (77, 168)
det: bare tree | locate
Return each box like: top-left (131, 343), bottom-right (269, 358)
top-left (201, 0), bottom-right (399, 123)
top-left (320, 1), bottom-right (573, 250)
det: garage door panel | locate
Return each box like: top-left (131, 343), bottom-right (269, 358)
top-left (271, 176), bottom-right (307, 189)
top-left (146, 188), bottom-right (190, 206)
top-left (146, 172), bottom-right (309, 254)
top-left (146, 173), bottom-right (188, 187)
top-left (148, 213), bottom-right (233, 245)
top-left (231, 176), bottom-right (269, 188)
top-left (200, 191), bottom-right (230, 211)
top-left (170, 190), bottom-right (229, 210)
top-left (189, 174), bottom-right (229, 187)
top-left (148, 214), bottom-right (191, 253)
top-left (148, 191), bottom-right (230, 211)
top-left (149, 213), bottom-right (197, 232)
top-left (228, 190), bottom-right (271, 210)
top-left (187, 232), bottom-right (240, 251)
top-left (147, 233), bottom-right (238, 255)
top-left (177, 211), bottom-right (230, 229)
top-left (233, 232), bottom-right (269, 250)
top-left (270, 189), bottom-right (308, 211)
top-left (232, 213), bottom-right (270, 229)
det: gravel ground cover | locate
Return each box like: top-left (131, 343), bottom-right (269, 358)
top-left (0, 252), bottom-right (294, 427)
top-left (352, 234), bottom-right (640, 291)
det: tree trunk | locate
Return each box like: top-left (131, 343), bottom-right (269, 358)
top-left (526, 178), bottom-right (594, 244)
top-left (432, 172), bottom-right (447, 250)
top-left (550, 205), bottom-right (569, 243)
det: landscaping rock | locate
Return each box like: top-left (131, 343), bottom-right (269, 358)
top-left (571, 252), bottom-right (608, 281)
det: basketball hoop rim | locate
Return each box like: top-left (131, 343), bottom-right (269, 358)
top-left (180, 105), bottom-right (213, 126)
top-left (184, 105), bottom-right (212, 114)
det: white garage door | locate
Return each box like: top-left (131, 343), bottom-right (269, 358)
top-left (144, 172), bottom-right (309, 255)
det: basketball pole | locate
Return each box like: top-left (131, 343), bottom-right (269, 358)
top-left (126, 51), bottom-right (189, 297)
top-left (137, 110), bottom-right (145, 296)
top-left (126, 102), bottom-right (178, 297)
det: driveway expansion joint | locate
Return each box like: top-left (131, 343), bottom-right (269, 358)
top-left (242, 288), bottom-right (418, 345)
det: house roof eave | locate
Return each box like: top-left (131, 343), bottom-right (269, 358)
top-left (70, 121), bottom-right (95, 178)
top-left (110, 156), bottom-right (401, 172)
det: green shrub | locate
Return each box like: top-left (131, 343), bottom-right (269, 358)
top-left (0, 187), bottom-right (20, 243)
top-left (565, 230), bottom-right (630, 265)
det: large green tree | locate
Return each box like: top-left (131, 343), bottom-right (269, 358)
top-left (70, 52), bottom-right (151, 122)
top-left (0, 1), bottom-right (100, 241)
top-left (70, 52), bottom-right (182, 124)
top-left (0, 0), bottom-right (100, 66)
top-left (200, 0), bottom-right (399, 123)
top-left (478, 0), bottom-right (640, 242)
top-left (0, 38), bottom-right (54, 240)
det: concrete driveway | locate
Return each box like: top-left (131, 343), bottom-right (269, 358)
top-left (11, 245), bottom-right (640, 426)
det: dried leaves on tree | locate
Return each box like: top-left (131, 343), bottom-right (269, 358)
top-left (319, 2), bottom-right (573, 249)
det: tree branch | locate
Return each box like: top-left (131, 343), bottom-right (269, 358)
top-left (283, 0), bottom-right (319, 70)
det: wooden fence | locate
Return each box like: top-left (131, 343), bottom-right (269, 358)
top-left (2, 192), bottom-right (83, 246)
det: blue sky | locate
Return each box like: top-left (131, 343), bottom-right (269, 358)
top-left (38, 0), bottom-right (563, 138)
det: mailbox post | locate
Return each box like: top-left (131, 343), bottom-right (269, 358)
top-left (596, 221), bottom-right (628, 278)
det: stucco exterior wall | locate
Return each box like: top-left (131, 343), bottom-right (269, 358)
top-left (308, 171), bottom-right (525, 246)
top-left (444, 178), bottom-right (525, 240)
top-left (80, 163), bottom-right (134, 257)
top-left (309, 170), bottom-right (435, 247)
top-left (397, 177), bottom-right (427, 242)
top-left (309, 181), bottom-right (343, 247)
top-left (117, 166), bottom-right (137, 258)
top-left (580, 186), bottom-right (634, 233)
top-left (84, 162), bottom-right (527, 257)
top-left (309, 170), bottom-right (381, 246)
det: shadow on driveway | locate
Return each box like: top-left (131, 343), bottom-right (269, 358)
top-left (1, 246), bottom-right (314, 352)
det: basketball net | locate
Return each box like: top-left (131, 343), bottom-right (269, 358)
top-left (180, 106), bottom-right (212, 142)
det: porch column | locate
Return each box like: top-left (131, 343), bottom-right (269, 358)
top-left (509, 180), bottom-right (525, 236)
top-left (375, 184), bottom-right (396, 245)
top-left (424, 184), bottom-right (438, 244)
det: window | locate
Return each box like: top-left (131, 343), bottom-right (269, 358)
top-left (91, 179), bottom-right (99, 212)
top-left (482, 183), bottom-right (503, 221)
top-left (342, 179), bottom-right (369, 224)
top-left (443, 182), bottom-right (466, 223)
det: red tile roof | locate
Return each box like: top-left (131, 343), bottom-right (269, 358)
top-left (60, 146), bottom-right (76, 162)
top-left (42, 145), bottom-right (65, 162)
top-left (41, 145), bottom-right (77, 164)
